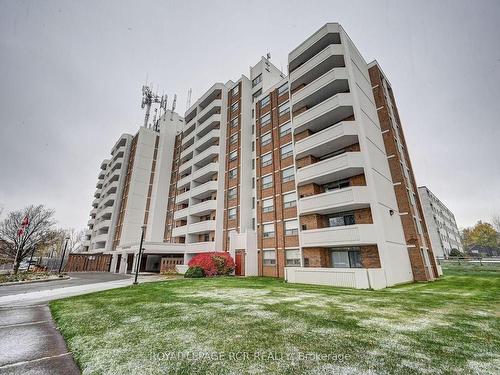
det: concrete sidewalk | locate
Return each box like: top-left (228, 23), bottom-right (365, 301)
top-left (0, 304), bottom-right (80, 374)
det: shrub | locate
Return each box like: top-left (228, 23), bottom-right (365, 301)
top-left (184, 266), bottom-right (204, 278)
top-left (449, 248), bottom-right (463, 257)
top-left (188, 252), bottom-right (235, 277)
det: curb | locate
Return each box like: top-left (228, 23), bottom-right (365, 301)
top-left (0, 275), bottom-right (71, 287)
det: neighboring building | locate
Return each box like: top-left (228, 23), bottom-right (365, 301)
top-left (468, 245), bottom-right (500, 258)
top-left (79, 22), bottom-right (440, 289)
top-left (418, 186), bottom-right (463, 258)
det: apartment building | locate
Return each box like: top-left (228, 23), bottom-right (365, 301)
top-left (83, 134), bottom-right (133, 253)
top-left (418, 186), bottom-right (463, 258)
top-left (80, 22), bottom-right (439, 289)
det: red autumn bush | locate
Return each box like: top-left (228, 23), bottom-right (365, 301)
top-left (188, 252), bottom-right (235, 277)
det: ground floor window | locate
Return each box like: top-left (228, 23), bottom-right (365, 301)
top-left (330, 248), bottom-right (362, 268)
top-left (285, 249), bottom-right (301, 266)
top-left (263, 250), bottom-right (276, 265)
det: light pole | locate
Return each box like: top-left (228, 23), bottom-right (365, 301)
top-left (133, 225), bottom-right (147, 285)
top-left (58, 236), bottom-right (70, 274)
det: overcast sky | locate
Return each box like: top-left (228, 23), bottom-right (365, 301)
top-left (0, 0), bottom-right (499, 231)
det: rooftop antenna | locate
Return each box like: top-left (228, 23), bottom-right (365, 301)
top-left (170, 94), bottom-right (177, 120)
top-left (266, 52), bottom-right (271, 60)
top-left (141, 84), bottom-right (162, 128)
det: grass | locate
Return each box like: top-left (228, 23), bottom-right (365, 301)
top-left (50, 266), bottom-right (500, 375)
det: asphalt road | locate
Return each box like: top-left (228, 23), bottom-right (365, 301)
top-left (0, 272), bottom-right (130, 297)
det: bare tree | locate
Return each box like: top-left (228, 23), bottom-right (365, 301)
top-left (0, 205), bottom-right (57, 273)
top-left (55, 228), bottom-right (85, 254)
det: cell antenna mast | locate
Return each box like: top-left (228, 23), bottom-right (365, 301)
top-left (141, 84), bottom-right (162, 128)
top-left (170, 94), bottom-right (177, 120)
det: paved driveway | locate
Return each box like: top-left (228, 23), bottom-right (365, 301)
top-left (0, 272), bottom-right (161, 374)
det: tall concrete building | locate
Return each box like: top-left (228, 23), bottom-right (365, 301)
top-left (418, 186), bottom-right (463, 259)
top-left (80, 23), bottom-right (439, 289)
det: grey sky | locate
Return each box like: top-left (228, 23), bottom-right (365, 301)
top-left (0, 0), bottom-right (499, 231)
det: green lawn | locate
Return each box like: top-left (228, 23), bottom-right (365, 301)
top-left (50, 267), bottom-right (500, 375)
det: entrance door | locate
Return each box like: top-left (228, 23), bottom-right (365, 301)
top-left (115, 255), bottom-right (121, 273)
top-left (127, 254), bottom-right (134, 273)
top-left (235, 250), bottom-right (245, 276)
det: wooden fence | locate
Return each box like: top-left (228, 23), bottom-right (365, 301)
top-left (65, 254), bottom-right (112, 272)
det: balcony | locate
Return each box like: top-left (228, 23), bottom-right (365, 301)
top-left (299, 186), bottom-right (370, 215)
top-left (178, 159), bottom-right (192, 175)
top-left (98, 171), bottom-right (105, 180)
top-left (175, 190), bottom-right (190, 204)
top-left (87, 218), bottom-right (95, 226)
top-left (192, 145), bottom-right (219, 168)
top-left (198, 99), bottom-right (222, 125)
top-left (94, 218), bottom-right (111, 231)
top-left (293, 93), bottom-right (354, 135)
top-left (291, 67), bottom-right (349, 111)
top-left (180, 143), bottom-right (195, 162)
top-left (192, 163), bottom-right (218, 183)
top-left (182, 129), bottom-right (195, 148)
top-left (190, 180), bottom-right (218, 200)
top-left (173, 207), bottom-right (189, 220)
top-left (300, 224), bottom-right (377, 247)
top-left (195, 128), bottom-right (220, 152)
top-left (92, 198), bottom-right (99, 208)
top-left (90, 208), bottom-right (98, 216)
top-left (96, 205), bottom-right (113, 218)
top-left (172, 225), bottom-right (188, 237)
top-left (295, 121), bottom-right (358, 159)
top-left (197, 113), bottom-right (221, 138)
top-left (176, 173), bottom-right (192, 189)
top-left (186, 242), bottom-right (215, 253)
top-left (189, 199), bottom-right (217, 216)
top-left (102, 193), bottom-right (116, 207)
top-left (296, 152), bottom-right (364, 186)
top-left (103, 181), bottom-right (118, 196)
top-left (289, 23), bottom-right (342, 73)
top-left (290, 44), bottom-right (345, 91)
top-left (100, 159), bottom-right (109, 170)
top-left (92, 233), bottom-right (109, 244)
top-left (188, 220), bottom-right (216, 234)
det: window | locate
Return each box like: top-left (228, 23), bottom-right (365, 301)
top-left (261, 153), bottom-right (272, 167)
top-left (228, 168), bottom-right (237, 179)
top-left (330, 248), bottom-right (362, 268)
top-left (232, 85), bottom-right (239, 96)
top-left (252, 74), bottom-right (262, 87)
top-left (263, 223), bottom-right (275, 238)
top-left (228, 207), bottom-right (237, 220)
top-left (261, 132), bottom-right (272, 147)
top-left (279, 121), bottom-right (292, 137)
top-left (229, 150), bottom-right (238, 162)
top-left (252, 88), bottom-right (262, 101)
top-left (260, 113), bottom-right (271, 127)
top-left (280, 143), bottom-right (293, 159)
top-left (328, 212), bottom-right (355, 227)
top-left (263, 249), bottom-right (276, 265)
top-left (230, 117), bottom-right (239, 128)
top-left (230, 133), bottom-right (238, 145)
top-left (283, 192), bottom-right (297, 208)
top-left (324, 178), bottom-right (350, 192)
top-left (262, 175), bottom-right (273, 189)
top-left (260, 95), bottom-right (270, 108)
top-left (262, 198), bottom-right (273, 213)
top-left (231, 102), bottom-right (239, 113)
top-left (284, 219), bottom-right (299, 236)
top-left (278, 101), bottom-right (290, 116)
top-left (228, 187), bottom-right (237, 200)
top-left (286, 249), bottom-right (300, 266)
top-left (278, 83), bottom-right (289, 96)
top-left (282, 167), bottom-right (295, 183)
